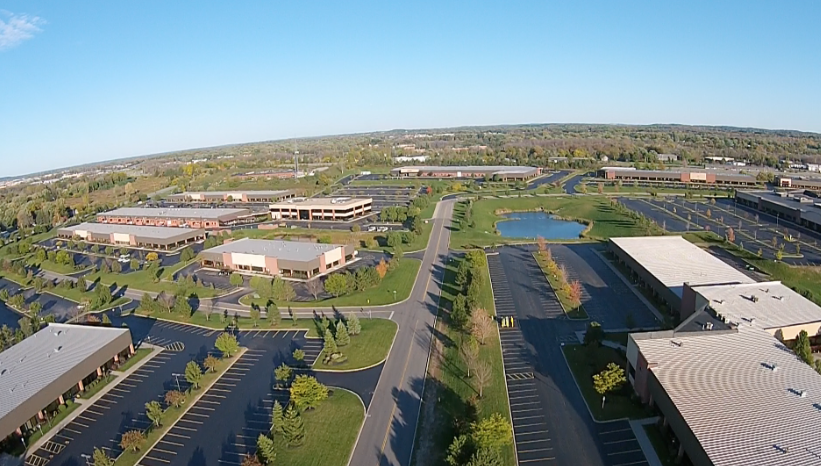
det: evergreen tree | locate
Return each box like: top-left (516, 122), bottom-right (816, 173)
top-left (323, 328), bottom-right (338, 355)
top-left (255, 434), bottom-right (276, 465)
top-left (795, 330), bottom-right (814, 366)
top-left (335, 321), bottom-right (350, 347)
top-left (267, 302), bottom-right (281, 326)
top-left (282, 405), bottom-right (306, 447)
top-left (271, 400), bottom-right (284, 435)
top-left (347, 312), bottom-right (361, 336)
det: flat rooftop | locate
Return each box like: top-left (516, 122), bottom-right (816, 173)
top-left (170, 190), bottom-right (293, 197)
top-left (0, 324), bottom-right (130, 424)
top-left (203, 238), bottom-right (341, 262)
top-left (393, 165), bottom-right (537, 174)
top-left (633, 326), bottom-right (821, 466)
top-left (100, 207), bottom-right (251, 219)
top-left (610, 236), bottom-right (755, 297)
top-left (695, 281), bottom-right (821, 330)
top-left (60, 222), bottom-right (204, 239)
top-left (269, 197), bottom-right (371, 207)
top-left (740, 190), bottom-right (821, 225)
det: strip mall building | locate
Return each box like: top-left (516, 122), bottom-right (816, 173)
top-left (596, 168), bottom-right (758, 187)
top-left (166, 190), bottom-right (296, 204)
top-left (57, 223), bottom-right (205, 250)
top-left (96, 207), bottom-right (260, 229)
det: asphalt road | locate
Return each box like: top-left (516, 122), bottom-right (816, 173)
top-left (564, 174), bottom-right (584, 194)
top-left (348, 199), bottom-right (454, 466)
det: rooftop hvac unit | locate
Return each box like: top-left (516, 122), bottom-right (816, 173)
top-left (704, 322), bottom-right (714, 330)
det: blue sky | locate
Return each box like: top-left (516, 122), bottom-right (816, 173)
top-left (1, 1), bottom-right (820, 177)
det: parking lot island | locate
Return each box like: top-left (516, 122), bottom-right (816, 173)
top-left (0, 323), bottom-right (134, 449)
top-left (57, 223), bottom-right (205, 251)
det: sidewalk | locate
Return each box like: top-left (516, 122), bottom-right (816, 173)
top-left (24, 344), bottom-right (164, 457)
top-left (629, 417), bottom-right (664, 466)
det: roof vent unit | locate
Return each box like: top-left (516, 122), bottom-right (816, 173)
top-left (704, 322), bottom-right (714, 330)
top-left (751, 295), bottom-right (759, 303)
top-left (714, 299), bottom-right (724, 305)
top-left (750, 318), bottom-right (756, 326)
top-left (670, 340), bottom-right (683, 348)
top-left (801, 390), bottom-right (808, 398)
top-left (776, 296), bottom-right (785, 301)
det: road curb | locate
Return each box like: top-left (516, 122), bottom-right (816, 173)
top-left (558, 343), bottom-right (630, 424)
top-left (313, 319), bottom-right (399, 374)
top-left (531, 252), bottom-right (591, 321)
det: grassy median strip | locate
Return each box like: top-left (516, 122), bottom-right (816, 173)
top-left (532, 252), bottom-right (589, 319)
top-left (562, 344), bottom-right (646, 421)
top-left (313, 318), bottom-right (397, 370)
top-left (272, 388), bottom-right (365, 466)
top-left (116, 348), bottom-right (153, 373)
top-left (114, 348), bottom-right (245, 466)
top-left (412, 252), bottom-right (515, 466)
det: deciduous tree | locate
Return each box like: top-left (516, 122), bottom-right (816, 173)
top-left (203, 355), bottom-right (219, 373)
top-left (274, 363), bottom-right (294, 388)
top-left (165, 390), bottom-right (186, 408)
top-left (470, 310), bottom-right (493, 345)
top-left (145, 400), bottom-right (163, 427)
top-left (92, 447), bottom-right (114, 466)
top-left (323, 273), bottom-right (349, 297)
top-left (593, 363), bottom-right (627, 396)
top-left (305, 279), bottom-right (322, 300)
top-left (119, 430), bottom-right (145, 452)
top-left (471, 413), bottom-right (512, 449)
top-left (184, 360), bottom-right (203, 389)
top-left (460, 337), bottom-right (480, 377)
top-left (290, 375), bottom-right (328, 411)
top-left (474, 361), bottom-right (492, 398)
top-left (215, 332), bottom-right (239, 358)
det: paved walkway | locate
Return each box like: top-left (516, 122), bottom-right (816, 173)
top-left (629, 417), bottom-right (664, 466)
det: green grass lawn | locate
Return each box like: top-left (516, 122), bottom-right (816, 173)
top-left (562, 344), bottom-right (646, 421)
top-left (80, 374), bottom-right (118, 399)
top-left (114, 351), bottom-right (240, 466)
top-left (22, 400), bottom-right (81, 452)
top-left (240, 258), bottom-right (421, 308)
top-left (314, 318), bottom-right (397, 370)
top-left (532, 252), bottom-right (589, 319)
top-left (84, 267), bottom-right (221, 298)
top-left (450, 196), bottom-right (656, 249)
top-left (26, 258), bottom-right (89, 275)
top-left (411, 252), bottom-right (515, 466)
top-left (272, 388), bottom-right (365, 466)
top-left (116, 348), bottom-right (153, 372)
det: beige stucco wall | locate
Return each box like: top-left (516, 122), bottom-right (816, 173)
top-left (231, 253), bottom-right (268, 269)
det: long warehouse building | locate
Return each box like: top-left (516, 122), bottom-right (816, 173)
top-left (0, 324), bottom-right (135, 442)
top-left (391, 165), bottom-right (541, 180)
top-left (269, 197), bottom-right (373, 221)
top-left (597, 168), bottom-right (758, 187)
top-left (96, 207), bottom-right (260, 229)
top-left (735, 190), bottom-right (821, 232)
top-left (199, 238), bottom-right (356, 279)
top-left (57, 222), bottom-right (205, 250)
top-left (609, 236), bottom-right (755, 315)
top-left (166, 190), bottom-right (296, 204)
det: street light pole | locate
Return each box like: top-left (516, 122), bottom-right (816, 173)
top-left (81, 453), bottom-right (91, 466)
top-left (172, 373), bottom-right (182, 392)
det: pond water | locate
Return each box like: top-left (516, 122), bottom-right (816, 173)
top-left (496, 211), bottom-right (586, 239)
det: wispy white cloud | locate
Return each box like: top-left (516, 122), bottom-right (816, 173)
top-left (0, 10), bottom-right (45, 51)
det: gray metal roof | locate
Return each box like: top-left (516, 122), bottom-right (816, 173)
top-left (695, 281), bottom-right (821, 330)
top-left (169, 190), bottom-right (292, 197)
top-left (610, 236), bottom-right (755, 297)
top-left (59, 222), bottom-right (204, 240)
top-left (634, 327), bottom-right (821, 466)
top-left (203, 238), bottom-right (341, 262)
top-left (100, 207), bottom-right (250, 219)
top-left (0, 324), bottom-right (130, 423)
top-left (392, 165), bottom-right (538, 174)
top-left (741, 191), bottom-right (821, 226)
top-left (269, 197), bottom-right (372, 208)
